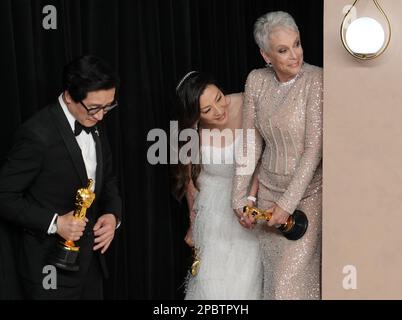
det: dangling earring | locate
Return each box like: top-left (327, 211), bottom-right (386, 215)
top-left (266, 62), bottom-right (273, 68)
top-left (194, 122), bottom-right (199, 131)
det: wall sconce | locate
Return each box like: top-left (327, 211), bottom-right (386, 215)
top-left (340, 0), bottom-right (391, 60)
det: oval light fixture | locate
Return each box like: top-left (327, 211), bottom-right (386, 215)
top-left (340, 0), bottom-right (391, 60)
top-left (346, 17), bottom-right (384, 54)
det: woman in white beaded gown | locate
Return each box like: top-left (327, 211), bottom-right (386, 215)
top-left (171, 71), bottom-right (262, 300)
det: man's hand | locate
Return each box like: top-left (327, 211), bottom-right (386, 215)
top-left (93, 213), bottom-right (117, 254)
top-left (57, 211), bottom-right (88, 241)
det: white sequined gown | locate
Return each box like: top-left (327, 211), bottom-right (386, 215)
top-left (232, 63), bottom-right (323, 300)
top-left (185, 136), bottom-right (263, 300)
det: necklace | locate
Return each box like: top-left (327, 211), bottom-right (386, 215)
top-left (273, 71), bottom-right (300, 86)
top-left (270, 72), bottom-right (300, 114)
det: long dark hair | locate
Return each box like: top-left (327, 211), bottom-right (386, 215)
top-left (171, 71), bottom-right (220, 201)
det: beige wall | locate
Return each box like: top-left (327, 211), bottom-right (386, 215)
top-left (323, 0), bottom-right (402, 299)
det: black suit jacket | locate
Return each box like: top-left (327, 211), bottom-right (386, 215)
top-left (0, 102), bottom-right (122, 288)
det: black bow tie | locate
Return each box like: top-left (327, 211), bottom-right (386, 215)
top-left (74, 121), bottom-right (96, 136)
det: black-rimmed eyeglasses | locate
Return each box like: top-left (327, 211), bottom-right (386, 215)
top-left (79, 100), bottom-right (118, 116)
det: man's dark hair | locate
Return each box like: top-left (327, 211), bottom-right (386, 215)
top-left (62, 55), bottom-right (119, 102)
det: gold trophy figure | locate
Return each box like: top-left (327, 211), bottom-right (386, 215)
top-left (191, 247), bottom-right (201, 277)
top-left (243, 205), bottom-right (308, 240)
top-left (49, 179), bottom-right (95, 271)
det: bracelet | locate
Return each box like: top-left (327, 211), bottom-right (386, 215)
top-left (247, 195), bottom-right (257, 203)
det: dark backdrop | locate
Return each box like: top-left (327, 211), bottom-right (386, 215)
top-left (0, 0), bottom-right (323, 299)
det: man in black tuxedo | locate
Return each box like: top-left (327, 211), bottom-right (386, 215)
top-left (0, 55), bottom-right (122, 299)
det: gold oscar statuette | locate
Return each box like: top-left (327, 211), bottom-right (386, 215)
top-left (48, 179), bottom-right (95, 271)
top-left (191, 247), bottom-right (201, 277)
top-left (243, 205), bottom-right (308, 240)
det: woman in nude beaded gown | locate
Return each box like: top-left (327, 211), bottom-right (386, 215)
top-left (232, 11), bottom-right (323, 299)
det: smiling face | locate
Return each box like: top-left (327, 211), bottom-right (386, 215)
top-left (64, 88), bottom-right (116, 127)
top-left (261, 27), bottom-right (304, 82)
top-left (198, 84), bottom-right (230, 128)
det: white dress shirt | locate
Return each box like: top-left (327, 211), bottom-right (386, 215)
top-left (58, 94), bottom-right (97, 189)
